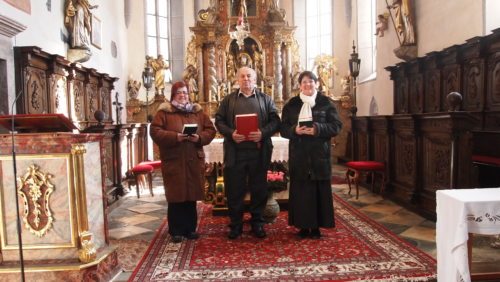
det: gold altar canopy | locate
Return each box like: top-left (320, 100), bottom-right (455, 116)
top-left (187, 0), bottom-right (299, 112)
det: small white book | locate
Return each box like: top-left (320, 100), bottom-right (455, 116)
top-left (182, 123), bottom-right (198, 135)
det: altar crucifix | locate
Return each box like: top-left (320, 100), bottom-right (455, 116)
top-left (112, 92), bottom-right (123, 125)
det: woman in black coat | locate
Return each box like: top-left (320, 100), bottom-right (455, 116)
top-left (280, 71), bottom-right (342, 239)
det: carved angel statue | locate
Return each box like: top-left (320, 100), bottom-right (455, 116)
top-left (64, 0), bottom-right (98, 50)
top-left (127, 79), bottom-right (141, 100)
top-left (374, 13), bottom-right (389, 37)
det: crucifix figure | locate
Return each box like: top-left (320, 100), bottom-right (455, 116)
top-left (112, 92), bottom-right (123, 125)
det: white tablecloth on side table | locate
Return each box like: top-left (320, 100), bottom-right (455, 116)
top-left (204, 136), bottom-right (289, 163)
top-left (436, 188), bottom-right (500, 282)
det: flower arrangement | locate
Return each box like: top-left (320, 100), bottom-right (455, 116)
top-left (267, 170), bottom-right (288, 192)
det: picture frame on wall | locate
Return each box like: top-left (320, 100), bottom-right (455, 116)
top-left (91, 14), bottom-right (102, 49)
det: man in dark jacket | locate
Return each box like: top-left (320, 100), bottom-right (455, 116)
top-left (215, 67), bottom-right (280, 239)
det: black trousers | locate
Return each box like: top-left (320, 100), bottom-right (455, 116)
top-left (224, 149), bottom-right (268, 229)
top-left (167, 201), bottom-right (197, 236)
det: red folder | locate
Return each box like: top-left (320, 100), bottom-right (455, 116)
top-left (235, 113), bottom-right (258, 140)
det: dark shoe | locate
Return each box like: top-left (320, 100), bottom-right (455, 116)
top-left (252, 226), bottom-right (267, 238)
top-left (310, 228), bottom-right (321, 239)
top-left (171, 235), bottom-right (183, 243)
top-left (297, 228), bottom-right (310, 239)
top-left (228, 227), bottom-right (242, 240)
top-left (185, 232), bottom-right (199, 240)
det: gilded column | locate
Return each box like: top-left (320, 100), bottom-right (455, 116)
top-left (208, 43), bottom-right (218, 102)
top-left (71, 144), bottom-right (97, 263)
top-left (273, 40), bottom-right (283, 101)
top-left (284, 42), bottom-right (292, 101)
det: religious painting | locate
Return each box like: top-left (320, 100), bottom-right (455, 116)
top-left (91, 14), bottom-right (102, 49)
top-left (229, 0), bottom-right (257, 17)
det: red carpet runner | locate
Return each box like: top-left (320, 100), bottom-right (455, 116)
top-left (129, 195), bottom-right (436, 281)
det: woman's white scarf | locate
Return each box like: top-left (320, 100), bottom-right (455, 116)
top-left (298, 91), bottom-right (317, 125)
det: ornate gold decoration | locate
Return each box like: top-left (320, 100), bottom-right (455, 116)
top-left (185, 36), bottom-right (198, 68)
top-left (17, 164), bottom-right (55, 237)
top-left (314, 54), bottom-right (338, 96)
top-left (78, 231), bottom-right (97, 263)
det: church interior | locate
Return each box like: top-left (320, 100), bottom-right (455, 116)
top-left (1, 0), bottom-right (500, 281)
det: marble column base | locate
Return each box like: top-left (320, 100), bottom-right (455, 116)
top-left (0, 246), bottom-right (120, 281)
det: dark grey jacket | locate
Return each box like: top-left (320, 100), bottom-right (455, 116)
top-left (215, 90), bottom-right (281, 168)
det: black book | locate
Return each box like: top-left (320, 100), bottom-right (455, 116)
top-left (182, 123), bottom-right (198, 135)
top-left (298, 120), bottom-right (313, 128)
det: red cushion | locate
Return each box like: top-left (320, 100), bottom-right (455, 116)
top-left (132, 164), bottom-right (154, 173)
top-left (472, 155), bottom-right (500, 166)
top-left (346, 161), bottom-right (385, 171)
top-left (140, 160), bottom-right (162, 169)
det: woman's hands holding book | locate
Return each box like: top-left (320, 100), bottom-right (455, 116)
top-left (177, 133), bottom-right (200, 143)
top-left (295, 125), bottom-right (316, 136)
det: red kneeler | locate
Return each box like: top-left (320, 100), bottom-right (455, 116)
top-left (131, 164), bottom-right (154, 198)
top-left (345, 161), bottom-right (385, 199)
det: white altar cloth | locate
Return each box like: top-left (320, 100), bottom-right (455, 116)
top-left (204, 136), bottom-right (289, 163)
top-left (436, 188), bottom-right (500, 282)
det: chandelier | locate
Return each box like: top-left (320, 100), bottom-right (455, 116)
top-left (229, 0), bottom-right (250, 49)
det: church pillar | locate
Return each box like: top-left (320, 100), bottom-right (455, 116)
top-left (284, 42), bottom-right (292, 101)
top-left (273, 40), bottom-right (283, 102)
top-left (207, 43), bottom-right (218, 102)
top-left (196, 44), bottom-right (204, 102)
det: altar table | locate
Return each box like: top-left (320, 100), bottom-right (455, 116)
top-left (204, 136), bottom-right (289, 163)
top-left (436, 188), bottom-right (500, 282)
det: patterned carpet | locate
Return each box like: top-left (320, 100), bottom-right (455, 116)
top-left (129, 195), bottom-right (436, 281)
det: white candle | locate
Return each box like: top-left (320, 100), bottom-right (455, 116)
top-left (261, 81), bottom-right (264, 92)
top-left (271, 85), bottom-right (274, 100)
top-left (209, 90), bottom-right (212, 102)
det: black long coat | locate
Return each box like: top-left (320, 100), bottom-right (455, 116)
top-left (280, 93), bottom-right (342, 180)
top-left (280, 93), bottom-right (343, 228)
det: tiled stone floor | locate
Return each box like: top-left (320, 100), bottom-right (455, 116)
top-left (110, 165), bottom-right (500, 281)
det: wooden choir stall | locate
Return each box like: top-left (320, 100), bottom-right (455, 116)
top-left (349, 28), bottom-right (500, 220)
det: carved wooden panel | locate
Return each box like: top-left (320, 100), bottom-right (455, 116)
top-left (353, 118), bottom-right (369, 160)
top-left (72, 79), bottom-right (86, 122)
top-left (48, 74), bottom-right (68, 116)
top-left (421, 135), bottom-right (451, 191)
top-left (100, 86), bottom-right (112, 121)
top-left (14, 46), bottom-right (117, 130)
top-left (86, 82), bottom-right (98, 121)
top-left (24, 67), bottom-right (47, 114)
top-left (462, 59), bottom-right (484, 111)
top-left (441, 64), bottom-right (461, 111)
top-left (486, 52), bottom-right (500, 111)
top-left (409, 74), bottom-right (424, 113)
top-left (424, 70), bottom-right (441, 113)
top-left (394, 78), bottom-right (409, 114)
